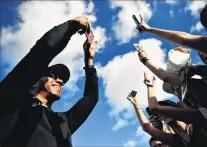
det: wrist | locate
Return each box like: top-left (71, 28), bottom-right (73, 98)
top-left (147, 27), bottom-right (153, 33)
top-left (141, 57), bottom-right (149, 65)
top-left (134, 104), bottom-right (141, 109)
top-left (70, 20), bottom-right (82, 31)
top-left (84, 58), bottom-right (93, 66)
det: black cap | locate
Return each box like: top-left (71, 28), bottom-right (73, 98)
top-left (47, 64), bottom-right (70, 84)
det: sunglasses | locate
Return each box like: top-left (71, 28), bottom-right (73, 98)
top-left (48, 71), bottom-right (64, 86)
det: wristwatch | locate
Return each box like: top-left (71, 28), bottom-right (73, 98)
top-left (141, 57), bottom-right (149, 65)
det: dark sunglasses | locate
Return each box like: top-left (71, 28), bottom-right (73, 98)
top-left (48, 71), bottom-right (64, 86)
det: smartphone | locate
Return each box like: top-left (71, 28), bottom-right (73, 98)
top-left (132, 15), bottom-right (140, 26)
top-left (129, 90), bottom-right (137, 98)
top-left (133, 43), bottom-right (143, 53)
top-left (85, 30), bottom-right (94, 44)
top-left (145, 77), bottom-right (155, 86)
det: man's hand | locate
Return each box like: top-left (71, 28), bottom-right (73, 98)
top-left (83, 39), bottom-right (97, 66)
top-left (72, 16), bottom-right (90, 35)
top-left (136, 15), bottom-right (151, 33)
top-left (83, 40), bottom-right (97, 59)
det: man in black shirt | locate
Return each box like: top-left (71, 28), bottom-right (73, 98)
top-left (0, 16), bottom-right (99, 147)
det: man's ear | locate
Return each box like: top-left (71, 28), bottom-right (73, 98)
top-left (37, 76), bottom-right (48, 90)
top-left (31, 76), bottom-right (48, 93)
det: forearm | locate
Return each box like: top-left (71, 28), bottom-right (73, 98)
top-left (34, 20), bottom-right (80, 59)
top-left (148, 28), bottom-right (207, 53)
top-left (66, 64), bottom-right (98, 134)
top-left (147, 86), bottom-right (158, 110)
top-left (145, 60), bottom-right (164, 80)
top-left (169, 122), bottom-right (191, 143)
top-left (1, 20), bottom-right (80, 92)
top-left (145, 60), bottom-right (181, 86)
top-left (148, 28), bottom-right (191, 46)
top-left (83, 61), bottom-right (99, 102)
top-left (133, 104), bottom-right (150, 131)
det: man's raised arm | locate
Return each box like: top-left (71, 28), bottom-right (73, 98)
top-left (0, 16), bottom-right (89, 103)
top-left (64, 40), bottom-right (99, 134)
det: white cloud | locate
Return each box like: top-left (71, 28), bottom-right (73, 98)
top-left (136, 126), bottom-right (151, 145)
top-left (110, 1), bottom-right (152, 44)
top-left (1, 1), bottom-right (108, 96)
top-left (124, 140), bottom-right (136, 147)
top-left (185, 1), bottom-right (206, 17)
top-left (98, 38), bottom-right (172, 130)
top-left (165, 0), bottom-right (177, 5)
top-left (190, 21), bottom-right (204, 32)
top-left (185, 1), bottom-right (206, 33)
top-left (169, 10), bottom-right (174, 17)
top-left (112, 119), bottom-right (128, 131)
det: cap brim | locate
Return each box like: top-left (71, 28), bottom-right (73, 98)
top-left (48, 64), bottom-right (70, 84)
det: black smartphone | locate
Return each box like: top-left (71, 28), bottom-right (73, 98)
top-left (130, 90), bottom-right (137, 98)
top-left (132, 15), bottom-right (140, 26)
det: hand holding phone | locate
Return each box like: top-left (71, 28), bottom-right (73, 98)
top-left (132, 15), bottom-right (140, 26)
top-left (129, 90), bottom-right (137, 98)
top-left (144, 76), bottom-right (156, 87)
top-left (133, 43), bottom-right (143, 53)
top-left (85, 30), bottom-right (94, 44)
top-left (132, 14), bottom-right (144, 33)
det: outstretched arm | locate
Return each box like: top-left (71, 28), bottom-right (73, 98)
top-left (137, 15), bottom-right (207, 53)
top-left (144, 73), bottom-right (205, 124)
top-left (127, 93), bottom-right (176, 146)
top-left (64, 40), bottom-right (99, 134)
top-left (138, 50), bottom-right (181, 86)
top-left (0, 16), bottom-right (89, 99)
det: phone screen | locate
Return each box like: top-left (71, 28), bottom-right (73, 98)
top-left (85, 30), bottom-right (94, 44)
top-left (130, 90), bottom-right (137, 98)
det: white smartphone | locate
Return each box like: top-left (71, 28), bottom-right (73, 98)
top-left (133, 43), bottom-right (143, 53)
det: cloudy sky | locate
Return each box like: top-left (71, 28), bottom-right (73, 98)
top-left (0, 0), bottom-right (206, 146)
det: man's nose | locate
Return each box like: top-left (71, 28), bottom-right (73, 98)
top-left (55, 78), bottom-right (64, 86)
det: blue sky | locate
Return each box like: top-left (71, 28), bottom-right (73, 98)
top-left (0, 0), bottom-right (206, 146)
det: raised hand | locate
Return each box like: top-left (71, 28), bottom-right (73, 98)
top-left (72, 16), bottom-right (90, 35)
top-left (83, 39), bottom-right (98, 60)
top-left (136, 15), bottom-right (151, 33)
top-left (143, 72), bottom-right (156, 87)
top-left (127, 92), bottom-right (139, 106)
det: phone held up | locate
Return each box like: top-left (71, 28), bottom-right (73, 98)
top-left (133, 43), bottom-right (143, 53)
top-left (129, 90), bottom-right (137, 99)
top-left (85, 27), bottom-right (94, 44)
top-left (132, 15), bottom-right (140, 26)
top-left (132, 14), bottom-right (143, 33)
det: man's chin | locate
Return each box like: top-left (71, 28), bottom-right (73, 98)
top-left (48, 94), bottom-right (61, 102)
